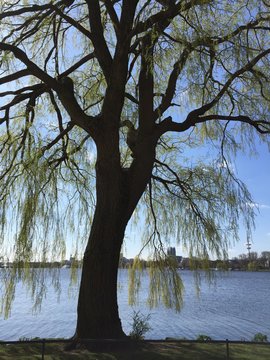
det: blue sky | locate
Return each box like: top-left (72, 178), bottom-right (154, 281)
top-left (1, 8), bottom-right (269, 262)
top-left (1, 84), bottom-right (269, 262)
top-left (231, 141), bottom-right (270, 258)
top-left (123, 140), bottom-right (270, 260)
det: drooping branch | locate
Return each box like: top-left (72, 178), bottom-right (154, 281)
top-left (47, 133), bottom-right (91, 168)
top-left (186, 48), bottom-right (270, 119)
top-left (154, 16), bottom-right (270, 120)
top-left (0, 0), bottom-right (74, 20)
top-left (152, 160), bottom-right (213, 230)
top-left (132, 0), bottom-right (212, 36)
top-left (150, 155), bottom-right (254, 263)
top-left (48, 91), bottom-right (65, 133)
top-left (156, 48), bottom-right (270, 136)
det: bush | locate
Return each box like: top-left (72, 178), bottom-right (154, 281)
top-left (252, 333), bottom-right (268, 342)
top-left (129, 311), bottom-right (152, 340)
top-left (18, 337), bottom-right (40, 341)
top-left (196, 334), bottom-right (212, 341)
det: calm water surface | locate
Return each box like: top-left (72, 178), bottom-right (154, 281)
top-left (0, 269), bottom-right (269, 341)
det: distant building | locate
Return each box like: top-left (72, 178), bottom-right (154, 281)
top-left (62, 255), bottom-right (76, 268)
top-left (167, 247), bottom-right (176, 256)
top-left (166, 247), bottom-right (183, 267)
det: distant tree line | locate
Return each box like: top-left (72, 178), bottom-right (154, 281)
top-left (2, 251), bottom-right (269, 271)
top-left (228, 251), bottom-right (270, 271)
top-left (119, 251), bottom-right (270, 271)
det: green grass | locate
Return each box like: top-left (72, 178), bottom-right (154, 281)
top-left (0, 341), bottom-right (269, 359)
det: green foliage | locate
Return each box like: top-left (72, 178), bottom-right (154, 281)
top-left (18, 337), bottom-right (40, 341)
top-left (0, 0), bottom-right (270, 321)
top-left (252, 333), bottom-right (268, 343)
top-left (142, 157), bottom-right (254, 263)
top-left (128, 256), bottom-right (184, 312)
top-left (248, 261), bottom-right (258, 271)
top-left (129, 311), bottom-right (152, 340)
top-left (196, 334), bottom-right (212, 341)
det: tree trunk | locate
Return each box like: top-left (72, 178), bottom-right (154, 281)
top-left (74, 129), bottom-right (130, 339)
top-left (73, 127), bottom-right (156, 340)
top-left (75, 215), bottom-right (127, 339)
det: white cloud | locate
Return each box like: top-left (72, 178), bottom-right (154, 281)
top-left (259, 204), bottom-right (270, 209)
top-left (246, 202), bottom-right (270, 210)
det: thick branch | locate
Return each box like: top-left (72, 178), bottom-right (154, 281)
top-left (138, 36), bottom-right (154, 132)
top-left (118, 0), bottom-right (138, 37)
top-left (157, 114), bottom-right (270, 135)
top-left (199, 115), bottom-right (270, 134)
top-left (0, 69), bottom-right (30, 85)
top-left (40, 122), bottom-right (74, 154)
top-left (85, 0), bottom-right (113, 82)
top-left (187, 48), bottom-right (270, 119)
top-left (154, 47), bottom-right (192, 120)
top-left (156, 47), bottom-right (270, 136)
top-left (0, 86), bottom-right (45, 111)
top-left (125, 92), bottom-right (139, 105)
top-left (101, 1), bottom-right (138, 126)
top-left (0, 43), bottom-right (58, 89)
top-left (56, 78), bottom-right (97, 135)
top-left (0, 0), bottom-right (74, 20)
top-left (132, 0), bottom-right (212, 36)
top-left (155, 16), bottom-right (270, 120)
top-left (103, 0), bottom-right (120, 36)
top-left (0, 47), bottom-right (98, 137)
top-left (59, 52), bottom-right (95, 78)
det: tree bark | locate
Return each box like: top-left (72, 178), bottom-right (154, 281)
top-left (74, 129), bottom-right (129, 339)
top-left (75, 216), bottom-right (127, 339)
top-left (73, 120), bottom-right (156, 340)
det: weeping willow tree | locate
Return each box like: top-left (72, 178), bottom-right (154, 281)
top-left (0, 0), bottom-right (270, 340)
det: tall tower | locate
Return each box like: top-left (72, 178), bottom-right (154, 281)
top-left (246, 234), bottom-right (252, 259)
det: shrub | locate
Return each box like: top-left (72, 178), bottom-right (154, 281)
top-left (18, 337), bottom-right (40, 341)
top-left (129, 311), bottom-right (152, 340)
top-left (196, 334), bottom-right (212, 341)
top-left (252, 333), bottom-right (268, 342)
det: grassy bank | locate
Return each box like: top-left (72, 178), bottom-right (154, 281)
top-left (0, 341), bottom-right (270, 359)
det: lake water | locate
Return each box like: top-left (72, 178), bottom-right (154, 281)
top-left (0, 269), bottom-right (269, 341)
